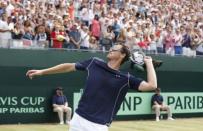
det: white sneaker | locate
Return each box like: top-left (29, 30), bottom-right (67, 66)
top-left (59, 121), bottom-right (64, 125)
top-left (156, 117), bottom-right (160, 122)
top-left (167, 117), bottom-right (175, 120)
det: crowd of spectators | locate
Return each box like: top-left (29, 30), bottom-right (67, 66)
top-left (0, 0), bottom-right (202, 56)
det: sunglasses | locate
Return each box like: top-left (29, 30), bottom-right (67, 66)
top-left (109, 48), bottom-right (122, 52)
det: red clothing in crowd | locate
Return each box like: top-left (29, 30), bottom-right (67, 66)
top-left (138, 41), bottom-right (148, 49)
top-left (91, 19), bottom-right (101, 38)
top-left (68, 5), bottom-right (75, 20)
top-left (51, 31), bottom-right (65, 48)
top-left (138, 36), bottom-right (150, 49)
top-left (164, 33), bottom-right (175, 50)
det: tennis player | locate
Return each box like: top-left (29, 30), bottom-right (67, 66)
top-left (26, 44), bottom-right (157, 131)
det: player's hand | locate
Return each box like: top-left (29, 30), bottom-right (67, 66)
top-left (144, 56), bottom-right (153, 64)
top-left (26, 70), bottom-right (43, 79)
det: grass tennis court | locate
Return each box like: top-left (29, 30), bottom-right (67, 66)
top-left (0, 118), bottom-right (203, 131)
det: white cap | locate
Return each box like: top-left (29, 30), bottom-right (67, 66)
top-left (187, 16), bottom-right (191, 21)
top-left (83, 26), bottom-right (88, 30)
top-left (57, 15), bottom-right (62, 19)
top-left (49, 12), bottom-right (55, 16)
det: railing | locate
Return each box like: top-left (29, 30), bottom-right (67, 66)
top-left (0, 39), bottom-right (109, 53)
top-left (0, 38), bottom-right (202, 57)
top-left (0, 39), bottom-right (48, 49)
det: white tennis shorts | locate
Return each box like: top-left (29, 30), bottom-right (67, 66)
top-left (69, 113), bottom-right (108, 131)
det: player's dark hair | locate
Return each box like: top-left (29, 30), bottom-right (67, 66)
top-left (120, 44), bottom-right (131, 65)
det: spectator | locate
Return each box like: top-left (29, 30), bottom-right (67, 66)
top-left (149, 34), bottom-right (157, 54)
top-left (112, 19), bottom-right (121, 42)
top-left (79, 25), bottom-right (90, 50)
top-left (35, 25), bottom-right (48, 48)
top-left (91, 14), bottom-right (100, 40)
top-left (138, 33), bottom-right (150, 51)
top-left (11, 22), bottom-right (23, 47)
top-left (125, 26), bottom-right (136, 50)
top-left (52, 87), bottom-right (72, 125)
top-left (117, 28), bottom-right (126, 43)
top-left (182, 27), bottom-right (192, 56)
top-left (6, 1), bottom-right (14, 16)
top-left (51, 24), bottom-right (65, 48)
top-left (163, 27), bottom-right (175, 55)
top-left (12, 22), bottom-right (22, 38)
top-left (80, 4), bottom-right (90, 26)
top-left (67, 1), bottom-right (74, 20)
top-left (195, 25), bottom-right (203, 55)
top-left (156, 25), bottom-right (165, 53)
top-left (133, 32), bottom-right (142, 50)
top-left (89, 36), bottom-right (99, 50)
top-left (22, 20), bottom-right (34, 40)
top-left (101, 25), bottom-right (114, 51)
top-left (150, 10), bottom-right (159, 27)
top-left (173, 28), bottom-right (183, 55)
top-left (190, 28), bottom-right (201, 56)
top-left (68, 23), bottom-right (81, 49)
top-left (137, 1), bottom-right (147, 19)
top-left (151, 88), bottom-right (174, 122)
top-left (196, 40), bottom-right (203, 55)
top-left (0, 2), bottom-right (7, 16)
top-left (0, 13), bottom-right (12, 48)
top-left (99, 12), bottom-right (107, 38)
top-left (45, 26), bottom-right (52, 48)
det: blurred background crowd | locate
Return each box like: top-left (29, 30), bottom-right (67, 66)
top-left (0, 0), bottom-right (202, 56)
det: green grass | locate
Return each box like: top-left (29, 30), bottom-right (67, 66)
top-left (0, 118), bottom-right (203, 131)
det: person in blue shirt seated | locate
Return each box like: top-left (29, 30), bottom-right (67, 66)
top-left (151, 88), bottom-right (174, 121)
top-left (52, 87), bottom-right (72, 125)
top-left (26, 44), bottom-right (157, 131)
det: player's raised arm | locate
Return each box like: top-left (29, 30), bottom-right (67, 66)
top-left (26, 63), bottom-right (76, 79)
top-left (138, 56), bottom-right (157, 91)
